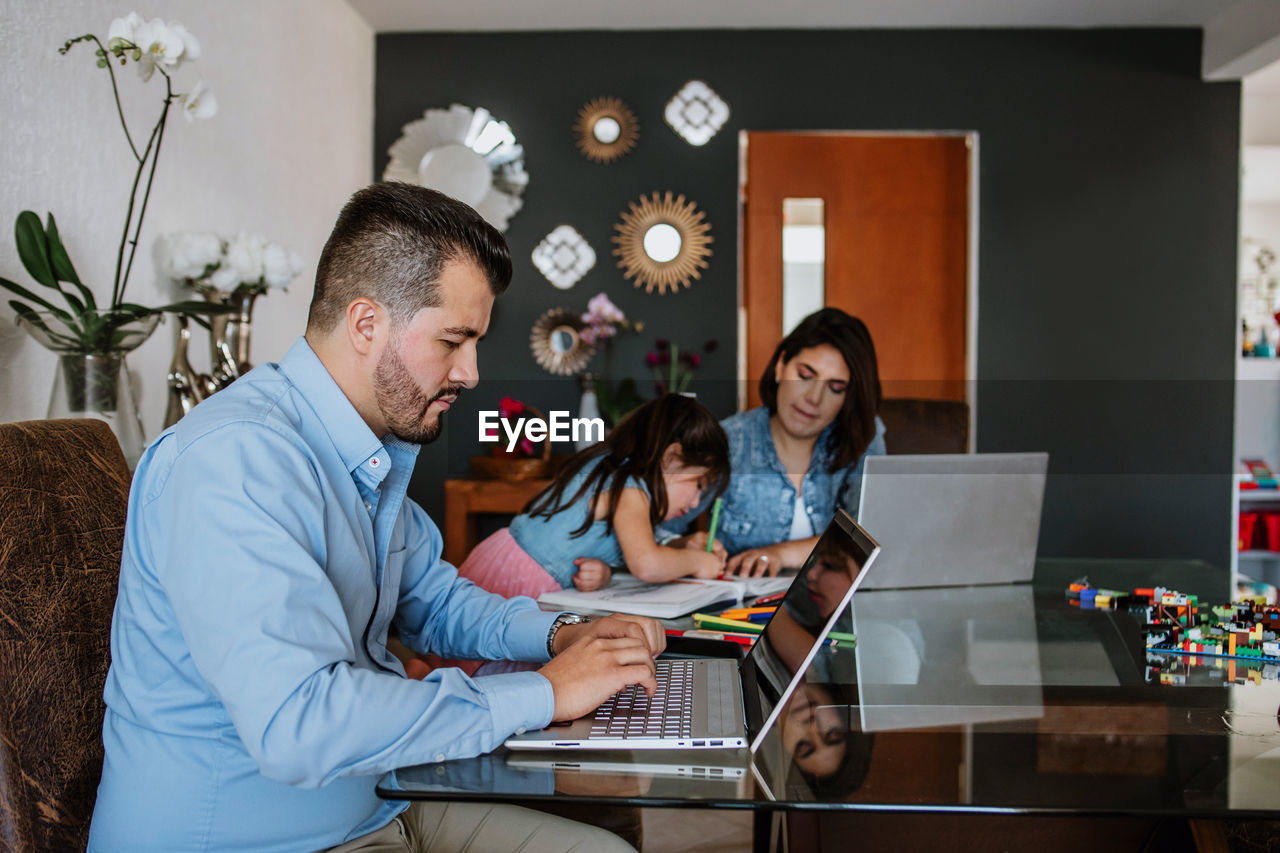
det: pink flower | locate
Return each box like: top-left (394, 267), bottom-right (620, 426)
top-left (519, 438), bottom-right (535, 456)
top-left (498, 396), bottom-right (524, 418)
top-left (580, 327), bottom-right (598, 346)
top-left (645, 352), bottom-right (660, 367)
top-left (585, 292), bottom-right (626, 325)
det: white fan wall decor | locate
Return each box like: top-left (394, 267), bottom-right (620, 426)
top-left (384, 104), bottom-right (528, 232)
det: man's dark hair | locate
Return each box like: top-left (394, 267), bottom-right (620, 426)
top-left (306, 182), bottom-right (512, 333)
top-left (758, 308), bottom-right (882, 471)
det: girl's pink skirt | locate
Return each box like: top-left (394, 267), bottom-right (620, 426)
top-left (455, 527), bottom-right (563, 600)
top-left (408, 528), bottom-right (561, 679)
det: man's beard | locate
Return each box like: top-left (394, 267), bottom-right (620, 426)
top-left (372, 343), bottom-right (460, 445)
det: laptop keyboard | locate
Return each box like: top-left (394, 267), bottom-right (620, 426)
top-left (589, 660), bottom-right (694, 740)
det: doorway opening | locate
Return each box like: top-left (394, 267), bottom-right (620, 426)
top-left (739, 131), bottom-right (978, 446)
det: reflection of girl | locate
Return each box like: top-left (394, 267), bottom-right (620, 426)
top-left (781, 682), bottom-right (874, 799)
top-left (764, 535), bottom-right (859, 674)
top-left (662, 308), bottom-right (884, 577)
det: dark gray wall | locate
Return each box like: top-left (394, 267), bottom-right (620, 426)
top-left (375, 29), bottom-right (1240, 568)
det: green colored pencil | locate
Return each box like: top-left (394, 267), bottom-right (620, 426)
top-left (706, 497), bottom-right (723, 552)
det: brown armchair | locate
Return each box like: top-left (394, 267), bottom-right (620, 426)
top-left (0, 419), bottom-right (131, 852)
top-left (877, 398), bottom-right (970, 455)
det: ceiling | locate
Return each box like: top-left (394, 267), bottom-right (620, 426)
top-left (347, 0), bottom-right (1237, 32)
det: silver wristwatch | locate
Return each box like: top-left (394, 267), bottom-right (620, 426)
top-left (546, 612), bottom-right (589, 657)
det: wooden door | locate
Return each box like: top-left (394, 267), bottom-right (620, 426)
top-left (742, 133), bottom-right (970, 408)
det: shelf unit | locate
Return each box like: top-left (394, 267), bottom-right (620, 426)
top-left (1237, 489), bottom-right (1280, 584)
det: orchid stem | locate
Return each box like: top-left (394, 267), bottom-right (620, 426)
top-left (120, 77), bottom-right (172, 307)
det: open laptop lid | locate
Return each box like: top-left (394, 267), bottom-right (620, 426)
top-left (740, 510), bottom-right (880, 752)
top-left (856, 452), bottom-right (1048, 590)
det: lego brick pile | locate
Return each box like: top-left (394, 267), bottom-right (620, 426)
top-left (1066, 580), bottom-right (1280, 663)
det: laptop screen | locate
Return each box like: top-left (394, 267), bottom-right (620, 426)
top-left (740, 510), bottom-right (880, 752)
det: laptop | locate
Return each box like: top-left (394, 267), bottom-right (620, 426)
top-left (856, 452), bottom-right (1048, 590)
top-left (504, 510), bottom-right (881, 752)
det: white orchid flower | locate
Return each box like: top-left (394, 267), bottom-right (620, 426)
top-left (169, 22), bottom-right (201, 64)
top-left (132, 18), bottom-right (185, 81)
top-left (182, 81), bottom-right (217, 122)
top-left (107, 12), bottom-right (143, 50)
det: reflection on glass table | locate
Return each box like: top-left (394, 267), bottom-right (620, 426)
top-left (380, 560), bottom-right (1280, 824)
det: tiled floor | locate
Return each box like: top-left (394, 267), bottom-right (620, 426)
top-left (641, 808), bottom-right (754, 852)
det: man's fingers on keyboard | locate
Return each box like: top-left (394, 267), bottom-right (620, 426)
top-left (616, 660), bottom-right (658, 696)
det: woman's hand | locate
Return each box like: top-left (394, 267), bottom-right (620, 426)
top-left (678, 531), bottom-right (727, 562)
top-left (572, 557), bottom-right (612, 591)
top-left (725, 545), bottom-right (784, 578)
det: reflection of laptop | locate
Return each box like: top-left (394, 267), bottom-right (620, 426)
top-left (504, 511), bottom-right (880, 752)
top-left (851, 584), bottom-right (1045, 732)
top-left (507, 753), bottom-right (748, 781)
top-left (857, 452), bottom-right (1048, 589)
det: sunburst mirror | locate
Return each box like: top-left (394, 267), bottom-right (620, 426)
top-left (531, 308), bottom-right (596, 375)
top-left (573, 97), bottom-right (639, 164)
top-left (383, 104), bottom-right (528, 231)
top-left (612, 192), bottom-right (713, 294)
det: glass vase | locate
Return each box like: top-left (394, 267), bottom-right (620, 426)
top-left (18, 310), bottom-right (162, 469)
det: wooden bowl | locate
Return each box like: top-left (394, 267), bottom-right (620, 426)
top-left (471, 405), bottom-right (553, 480)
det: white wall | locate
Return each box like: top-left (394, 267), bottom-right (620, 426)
top-left (0, 0), bottom-right (373, 437)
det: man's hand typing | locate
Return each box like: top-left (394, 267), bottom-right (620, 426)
top-left (539, 635), bottom-right (658, 722)
top-left (550, 613), bottom-right (665, 658)
top-left (539, 613), bottom-right (666, 722)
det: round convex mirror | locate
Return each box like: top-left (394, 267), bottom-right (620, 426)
top-left (530, 308), bottom-right (595, 375)
top-left (550, 326), bottom-right (578, 353)
top-left (643, 223), bottom-right (683, 263)
top-left (574, 97), bottom-right (639, 164)
top-left (593, 117), bottom-right (622, 144)
top-left (612, 191), bottom-right (713, 294)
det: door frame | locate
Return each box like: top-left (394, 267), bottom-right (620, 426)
top-left (736, 129), bottom-right (980, 451)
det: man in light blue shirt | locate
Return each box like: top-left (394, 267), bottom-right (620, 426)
top-left (88, 184), bottom-right (662, 852)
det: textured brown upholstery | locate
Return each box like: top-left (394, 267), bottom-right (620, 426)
top-left (0, 419), bottom-right (130, 852)
top-left (878, 398), bottom-right (970, 455)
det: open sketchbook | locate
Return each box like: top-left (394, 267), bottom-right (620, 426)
top-left (537, 572), bottom-right (794, 619)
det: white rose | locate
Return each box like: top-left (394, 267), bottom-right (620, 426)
top-left (181, 80), bottom-right (217, 122)
top-left (154, 232), bottom-right (219, 281)
top-left (177, 232), bottom-right (222, 279)
top-left (209, 265), bottom-right (240, 291)
top-left (225, 232), bottom-right (268, 286)
top-left (132, 18), bottom-right (185, 81)
top-left (262, 243), bottom-right (303, 290)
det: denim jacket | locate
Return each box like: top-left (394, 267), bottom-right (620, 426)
top-left (660, 406), bottom-right (886, 554)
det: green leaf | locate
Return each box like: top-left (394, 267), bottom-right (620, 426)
top-left (15, 211), bottom-right (56, 288)
top-left (45, 214), bottom-right (100, 314)
top-left (44, 213), bottom-right (92, 295)
top-left (0, 276), bottom-right (74, 320)
top-left (9, 302), bottom-right (83, 348)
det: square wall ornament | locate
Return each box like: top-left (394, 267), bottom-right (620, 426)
top-left (664, 80), bottom-right (730, 147)
top-left (532, 224), bottom-right (596, 290)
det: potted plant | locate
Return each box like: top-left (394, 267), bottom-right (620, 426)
top-left (0, 12), bottom-right (228, 466)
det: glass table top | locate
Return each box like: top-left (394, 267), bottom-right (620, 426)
top-left (378, 559), bottom-right (1280, 817)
